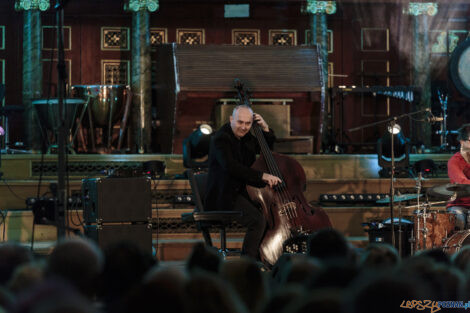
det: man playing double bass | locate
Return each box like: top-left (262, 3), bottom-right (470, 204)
top-left (205, 105), bottom-right (282, 260)
top-left (447, 123), bottom-right (470, 230)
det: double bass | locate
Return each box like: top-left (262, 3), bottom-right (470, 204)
top-left (234, 79), bottom-right (332, 266)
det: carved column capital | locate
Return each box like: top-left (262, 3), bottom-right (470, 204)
top-left (125, 0), bottom-right (159, 12)
top-left (14, 0), bottom-right (50, 11)
top-left (405, 2), bottom-right (438, 16)
top-left (305, 1), bottom-right (336, 15)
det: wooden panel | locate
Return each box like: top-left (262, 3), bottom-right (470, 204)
top-left (273, 136), bottom-right (313, 154)
top-left (42, 26), bottom-right (72, 51)
top-left (170, 95), bottom-right (221, 154)
top-left (0, 25), bottom-right (4, 50)
top-left (361, 28), bottom-right (389, 52)
top-left (154, 44), bottom-right (177, 153)
top-left (42, 58), bottom-right (72, 95)
top-left (171, 44), bottom-right (323, 92)
top-left (232, 29), bottom-right (260, 46)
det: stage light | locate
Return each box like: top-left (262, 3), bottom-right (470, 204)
top-left (387, 123), bottom-right (401, 135)
top-left (142, 160), bottom-right (166, 179)
top-left (413, 159), bottom-right (436, 177)
top-left (377, 124), bottom-right (411, 178)
top-left (183, 124), bottom-right (213, 169)
top-left (199, 124), bottom-right (213, 135)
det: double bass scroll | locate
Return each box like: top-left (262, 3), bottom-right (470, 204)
top-left (234, 79), bottom-right (332, 266)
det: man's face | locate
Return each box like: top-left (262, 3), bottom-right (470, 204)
top-left (230, 107), bottom-right (253, 139)
top-left (461, 140), bottom-right (470, 152)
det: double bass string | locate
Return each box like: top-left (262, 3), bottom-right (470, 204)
top-left (253, 124), bottom-right (299, 226)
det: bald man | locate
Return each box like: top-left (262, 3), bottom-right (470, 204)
top-left (205, 105), bottom-right (281, 259)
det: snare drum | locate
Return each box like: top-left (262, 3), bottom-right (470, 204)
top-left (413, 210), bottom-right (456, 251)
top-left (442, 230), bottom-right (470, 254)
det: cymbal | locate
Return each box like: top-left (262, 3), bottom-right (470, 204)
top-left (427, 183), bottom-right (470, 198)
top-left (376, 194), bottom-right (422, 204)
top-left (383, 217), bottom-right (413, 225)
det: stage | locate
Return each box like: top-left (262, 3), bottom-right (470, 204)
top-left (0, 152), bottom-right (452, 260)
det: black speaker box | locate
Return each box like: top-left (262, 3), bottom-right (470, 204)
top-left (85, 224), bottom-right (153, 254)
top-left (82, 177), bottom-right (152, 223)
top-left (368, 225), bottom-right (413, 257)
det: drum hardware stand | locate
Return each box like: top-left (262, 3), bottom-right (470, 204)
top-left (418, 173), bottom-right (429, 251)
top-left (349, 108), bottom-right (429, 250)
top-left (421, 197), bottom-right (429, 250)
top-left (106, 97), bottom-right (115, 150)
top-left (71, 96), bottom-right (91, 152)
top-left (397, 199), bottom-right (404, 257)
top-left (117, 88), bottom-right (133, 151)
top-left (409, 228), bottom-right (415, 256)
top-left (87, 99), bottom-right (97, 152)
top-left (410, 172), bottom-right (424, 254)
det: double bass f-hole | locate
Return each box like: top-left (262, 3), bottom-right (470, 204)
top-left (233, 79), bottom-right (332, 266)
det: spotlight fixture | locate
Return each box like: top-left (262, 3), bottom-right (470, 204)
top-left (387, 123), bottom-right (401, 135)
top-left (183, 124), bottom-right (214, 169)
top-left (377, 124), bottom-right (411, 177)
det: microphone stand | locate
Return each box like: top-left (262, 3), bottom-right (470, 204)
top-left (349, 108), bottom-right (429, 256)
top-left (389, 119), bottom-right (397, 249)
top-left (55, 0), bottom-right (68, 239)
top-left (438, 90), bottom-right (448, 151)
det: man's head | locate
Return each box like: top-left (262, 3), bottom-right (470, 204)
top-left (457, 123), bottom-right (470, 151)
top-left (230, 105), bottom-right (253, 139)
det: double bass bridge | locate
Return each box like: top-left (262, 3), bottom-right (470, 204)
top-left (279, 201), bottom-right (298, 218)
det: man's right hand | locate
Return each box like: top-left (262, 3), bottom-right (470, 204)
top-left (262, 173), bottom-right (282, 188)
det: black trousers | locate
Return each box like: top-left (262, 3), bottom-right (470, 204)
top-left (233, 194), bottom-right (267, 260)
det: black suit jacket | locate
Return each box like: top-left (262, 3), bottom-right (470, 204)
top-left (204, 123), bottom-right (275, 211)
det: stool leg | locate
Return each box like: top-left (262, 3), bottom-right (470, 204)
top-left (220, 227), bottom-right (227, 259)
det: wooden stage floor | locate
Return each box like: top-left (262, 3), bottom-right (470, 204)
top-left (0, 153), bottom-right (453, 260)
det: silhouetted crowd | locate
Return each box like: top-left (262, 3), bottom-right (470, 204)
top-left (1, 228), bottom-right (470, 313)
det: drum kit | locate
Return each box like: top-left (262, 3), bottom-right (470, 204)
top-left (33, 85), bottom-right (132, 153)
top-left (375, 181), bottom-right (470, 256)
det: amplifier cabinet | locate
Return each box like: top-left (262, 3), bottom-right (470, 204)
top-left (85, 223), bottom-right (153, 254)
top-left (82, 177), bottom-right (152, 223)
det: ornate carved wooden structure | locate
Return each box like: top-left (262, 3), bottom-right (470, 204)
top-left (154, 44), bottom-right (325, 153)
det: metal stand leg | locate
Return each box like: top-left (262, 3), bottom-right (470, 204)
top-left (219, 227), bottom-right (227, 259)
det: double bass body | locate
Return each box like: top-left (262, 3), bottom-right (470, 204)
top-left (247, 153), bottom-right (332, 266)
